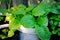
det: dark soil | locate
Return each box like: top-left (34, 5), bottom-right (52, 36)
top-left (51, 34), bottom-right (60, 40)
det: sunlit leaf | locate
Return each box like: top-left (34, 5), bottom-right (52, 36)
top-left (8, 30), bottom-right (14, 37)
top-left (32, 1), bottom-right (51, 16)
top-left (20, 14), bottom-right (36, 28)
top-left (26, 4), bottom-right (36, 12)
top-left (9, 17), bottom-right (20, 31)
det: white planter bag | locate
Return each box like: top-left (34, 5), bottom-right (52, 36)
top-left (20, 25), bottom-right (39, 40)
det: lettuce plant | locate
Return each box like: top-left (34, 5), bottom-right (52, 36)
top-left (0, 0), bottom-right (60, 40)
top-left (6, 1), bottom-right (51, 40)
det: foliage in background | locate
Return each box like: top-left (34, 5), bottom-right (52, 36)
top-left (0, 16), bottom-right (4, 21)
top-left (0, 7), bottom-right (7, 15)
top-left (0, 0), bottom-right (60, 40)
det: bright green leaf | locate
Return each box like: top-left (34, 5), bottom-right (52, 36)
top-left (37, 16), bottom-right (48, 26)
top-left (32, 1), bottom-right (51, 16)
top-left (26, 4), bottom-right (36, 12)
top-left (8, 30), bottom-right (14, 37)
top-left (35, 25), bottom-right (51, 40)
top-left (20, 14), bottom-right (36, 28)
top-left (8, 5), bottom-right (26, 15)
top-left (9, 17), bottom-right (20, 31)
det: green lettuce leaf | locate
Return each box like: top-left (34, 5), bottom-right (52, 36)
top-left (32, 1), bottom-right (51, 16)
top-left (37, 16), bottom-right (48, 26)
top-left (20, 14), bottom-right (36, 28)
top-left (35, 25), bottom-right (51, 40)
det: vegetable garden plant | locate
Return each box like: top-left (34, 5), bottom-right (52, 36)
top-left (0, 0), bottom-right (60, 40)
